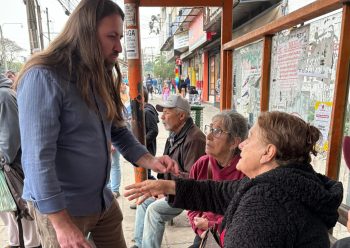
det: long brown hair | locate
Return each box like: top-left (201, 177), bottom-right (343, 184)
top-left (14, 0), bottom-right (125, 125)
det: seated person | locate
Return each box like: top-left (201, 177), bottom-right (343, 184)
top-left (126, 111), bottom-right (343, 248)
top-left (131, 95), bottom-right (206, 248)
top-left (332, 211), bottom-right (350, 248)
top-left (188, 110), bottom-right (247, 248)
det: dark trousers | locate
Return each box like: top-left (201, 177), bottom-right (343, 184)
top-left (188, 235), bottom-right (202, 248)
top-left (333, 237), bottom-right (350, 248)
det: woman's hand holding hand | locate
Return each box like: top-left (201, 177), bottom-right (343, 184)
top-left (194, 217), bottom-right (209, 230)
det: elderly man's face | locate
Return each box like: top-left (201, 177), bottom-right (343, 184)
top-left (161, 108), bottom-right (185, 133)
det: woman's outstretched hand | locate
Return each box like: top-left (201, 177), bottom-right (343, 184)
top-left (124, 180), bottom-right (176, 205)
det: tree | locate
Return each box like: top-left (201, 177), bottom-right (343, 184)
top-left (153, 53), bottom-right (175, 82)
top-left (144, 61), bottom-right (154, 76)
top-left (0, 38), bottom-right (25, 71)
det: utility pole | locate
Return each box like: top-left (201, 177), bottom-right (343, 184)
top-left (124, 0), bottom-right (147, 183)
top-left (46, 8), bottom-right (51, 42)
top-left (25, 0), bottom-right (40, 54)
top-left (36, 0), bottom-right (44, 50)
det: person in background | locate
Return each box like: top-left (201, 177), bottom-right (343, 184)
top-left (0, 72), bottom-right (41, 248)
top-left (120, 81), bottom-right (131, 121)
top-left (146, 74), bottom-right (154, 100)
top-left (179, 76), bottom-right (187, 98)
top-left (14, 1), bottom-right (178, 247)
top-left (162, 82), bottom-right (170, 101)
top-left (131, 95), bottom-right (206, 248)
top-left (143, 85), bottom-right (159, 180)
top-left (185, 75), bottom-right (191, 89)
top-left (5, 70), bottom-right (16, 82)
top-left (126, 111), bottom-right (343, 248)
top-left (188, 110), bottom-right (247, 248)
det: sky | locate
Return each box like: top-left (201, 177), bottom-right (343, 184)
top-left (0, 0), bottom-right (160, 58)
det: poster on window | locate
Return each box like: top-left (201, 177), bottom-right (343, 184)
top-left (314, 101), bottom-right (332, 152)
top-left (270, 25), bottom-right (310, 112)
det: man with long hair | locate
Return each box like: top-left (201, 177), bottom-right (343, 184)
top-left (13, 0), bottom-right (178, 247)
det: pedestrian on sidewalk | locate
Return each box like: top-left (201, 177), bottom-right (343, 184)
top-left (143, 86), bottom-right (159, 180)
top-left (162, 82), bottom-right (170, 101)
top-left (13, 1), bottom-right (178, 248)
top-left (109, 81), bottom-right (132, 199)
top-left (0, 72), bottom-right (41, 248)
top-left (131, 95), bottom-right (206, 248)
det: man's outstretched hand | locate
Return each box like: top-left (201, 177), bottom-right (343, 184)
top-left (136, 154), bottom-right (179, 176)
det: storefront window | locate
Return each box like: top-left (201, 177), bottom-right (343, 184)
top-left (232, 41), bottom-right (263, 126)
top-left (269, 11), bottom-right (342, 175)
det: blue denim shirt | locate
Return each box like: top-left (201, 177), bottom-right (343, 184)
top-left (17, 67), bottom-right (148, 216)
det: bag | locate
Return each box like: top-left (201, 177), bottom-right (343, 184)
top-left (0, 158), bottom-right (33, 220)
top-left (0, 170), bottom-right (17, 212)
top-left (200, 228), bottom-right (221, 248)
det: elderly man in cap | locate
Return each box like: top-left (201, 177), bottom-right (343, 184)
top-left (131, 95), bottom-right (206, 248)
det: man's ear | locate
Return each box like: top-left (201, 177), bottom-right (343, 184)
top-left (260, 144), bottom-right (277, 164)
top-left (178, 112), bottom-right (186, 122)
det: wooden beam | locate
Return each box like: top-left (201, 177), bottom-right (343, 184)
top-left (260, 36), bottom-right (272, 112)
top-left (223, 0), bottom-right (343, 51)
top-left (220, 0), bottom-right (233, 110)
top-left (326, 3), bottom-right (350, 180)
top-left (139, 0), bottom-right (223, 7)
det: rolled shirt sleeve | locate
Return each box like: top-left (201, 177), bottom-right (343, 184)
top-left (18, 68), bottom-right (66, 213)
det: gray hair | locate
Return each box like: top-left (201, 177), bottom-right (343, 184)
top-left (212, 110), bottom-right (248, 155)
top-left (175, 107), bottom-right (190, 119)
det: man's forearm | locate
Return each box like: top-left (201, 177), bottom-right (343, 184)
top-left (48, 209), bottom-right (79, 233)
top-left (135, 152), bottom-right (154, 169)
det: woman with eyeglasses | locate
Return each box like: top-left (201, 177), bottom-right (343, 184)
top-left (125, 111), bottom-right (343, 248)
top-left (186, 110), bottom-right (247, 247)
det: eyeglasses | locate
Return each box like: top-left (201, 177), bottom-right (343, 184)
top-left (204, 125), bottom-right (230, 138)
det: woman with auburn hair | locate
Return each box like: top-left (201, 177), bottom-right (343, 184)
top-left (14, 0), bottom-right (178, 247)
top-left (126, 111), bottom-right (343, 248)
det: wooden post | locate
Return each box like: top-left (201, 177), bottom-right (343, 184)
top-left (260, 36), bottom-right (272, 112)
top-left (220, 0), bottom-right (233, 110)
top-left (326, 2), bottom-right (350, 180)
top-left (124, 0), bottom-right (147, 182)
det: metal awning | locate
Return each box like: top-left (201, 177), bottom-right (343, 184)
top-left (205, 0), bottom-right (282, 33)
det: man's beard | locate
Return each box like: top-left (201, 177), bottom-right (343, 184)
top-left (105, 60), bottom-right (116, 71)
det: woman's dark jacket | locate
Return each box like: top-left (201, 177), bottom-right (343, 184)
top-left (169, 163), bottom-right (343, 248)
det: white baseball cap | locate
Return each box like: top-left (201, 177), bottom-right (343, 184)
top-left (156, 95), bottom-right (190, 113)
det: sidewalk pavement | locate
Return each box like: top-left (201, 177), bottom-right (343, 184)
top-left (0, 93), bottom-right (220, 248)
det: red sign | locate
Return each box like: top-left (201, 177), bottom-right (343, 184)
top-left (176, 57), bottom-right (182, 66)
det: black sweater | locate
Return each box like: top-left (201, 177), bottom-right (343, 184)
top-left (144, 103), bottom-right (159, 155)
top-left (170, 163), bottom-right (343, 248)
